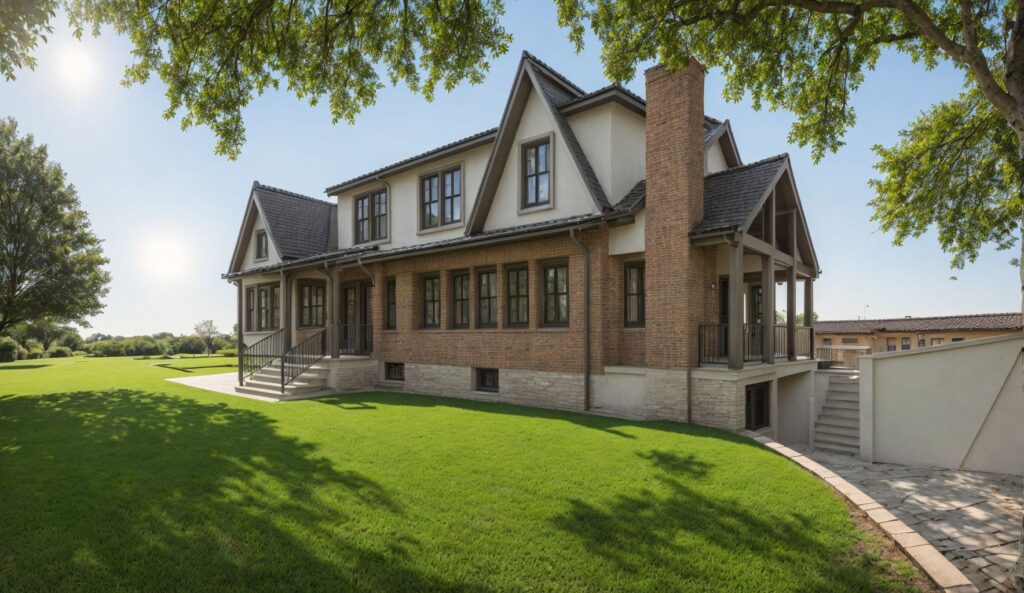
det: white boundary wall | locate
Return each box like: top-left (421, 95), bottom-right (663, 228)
top-left (860, 332), bottom-right (1023, 475)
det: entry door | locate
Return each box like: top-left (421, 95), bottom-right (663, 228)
top-left (341, 286), bottom-right (357, 353)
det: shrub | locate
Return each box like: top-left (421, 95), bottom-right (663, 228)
top-left (176, 335), bottom-right (206, 356)
top-left (73, 350), bottom-right (87, 357)
top-left (0, 337), bottom-right (19, 362)
top-left (49, 346), bottom-right (73, 358)
top-left (215, 348), bottom-right (238, 357)
top-left (87, 339), bottom-right (126, 357)
top-left (26, 351), bottom-right (45, 359)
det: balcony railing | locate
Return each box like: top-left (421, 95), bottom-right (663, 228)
top-left (699, 323), bottom-right (815, 367)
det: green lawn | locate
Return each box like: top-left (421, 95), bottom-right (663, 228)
top-left (0, 356), bottom-right (924, 593)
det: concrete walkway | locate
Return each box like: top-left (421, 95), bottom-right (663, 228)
top-left (800, 448), bottom-right (1022, 593)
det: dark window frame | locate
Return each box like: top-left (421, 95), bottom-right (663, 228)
top-left (422, 273), bottom-right (441, 329)
top-left (254, 282), bottom-right (280, 331)
top-left (841, 337), bottom-right (859, 344)
top-left (298, 280), bottom-right (326, 328)
top-left (901, 336), bottom-right (911, 351)
top-left (355, 189), bottom-right (388, 244)
top-left (476, 269), bottom-right (498, 328)
top-left (521, 138), bottom-right (552, 209)
top-left (245, 287), bottom-right (256, 331)
top-left (385, 362), bottom-right (405, 381)
top-left (745, 383), bottom-right (770, 430)
top-left (506, 265), bottom-right (529, 328)
top-left (451, 271), bottom-right (470, 329)
top-left (420, 166), bottom-right (463, 230)
top-left (542, 261), bottom-right (569, 327)
top-left (476, 368), bottom-right (499, 393)
top-left (255, 230), bottom-right (269, 260)
top-left (624, 261), bottom-right (645, 327)
top-left (385, 277), bottom-right (397, 330)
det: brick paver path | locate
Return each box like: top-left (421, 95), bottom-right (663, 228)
top-left (798, 448), bottom-right (1022, 593)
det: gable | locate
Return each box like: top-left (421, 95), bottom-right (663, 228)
top-left (568, 101), bottom-right (646, 207)
top-left (228, 193), bottom-right (282, 274)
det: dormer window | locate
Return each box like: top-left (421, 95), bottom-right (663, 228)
top-left (522, 139), bottom-right (551, 209)
top-left (421, 167), bottom-right (462, 229)
top-left (255, 230), bottom-right (268, 260)
top-left (355, 189), bottom-right (388, 244)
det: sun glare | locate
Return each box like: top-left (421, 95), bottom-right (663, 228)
top-left (139, 235), bottom-right (192, 286)
top-left (56, 44), bottom-right (96, 91)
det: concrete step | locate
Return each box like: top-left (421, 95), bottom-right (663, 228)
top-left (821, 405), bottom-right (859, 419)
top-left (816, 414), bottom-right (859, 429)
top-left (242, 379), bottom-right (326, 395)
top-left (814, 439), bottom-right (860, 455)
top-left (829, 374), bottom-right (860, 384)
top-left (252, 368), bottom-right (329, 382)
top-left (827, 381), bottom-right (859, 394)
top-left (826, 391), bottom-right (859, 403)
top-left (824, 398), bottom-right (859, 411)
top-left (815, 423), bottom-right (859, 438)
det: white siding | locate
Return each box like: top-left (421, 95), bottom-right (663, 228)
top-left (568, 102), bottom-right (645, 205)
top-left (705, 138), bottom-right (729, 174)
top-left (241, 211), bottom-right (281, 271)
top-left (609, 210), bottom-right (645, 255)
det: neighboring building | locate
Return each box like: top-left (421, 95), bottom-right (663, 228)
top-left (814, 313), bottom-right (1022, 366)
top-left (224, 52), bottom-right (822, 435)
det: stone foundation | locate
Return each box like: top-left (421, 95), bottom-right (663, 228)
top-left (326, 357), bottom-right (380, 391)
top-left (401, 363), bottom-right (584, 412)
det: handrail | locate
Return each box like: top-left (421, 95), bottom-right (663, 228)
top-left (336, 321), bottom-right (373, 355)
top-left (239, 328), bottom-right (285, 384)
top-left (281, 327), bottom-right (327, 391)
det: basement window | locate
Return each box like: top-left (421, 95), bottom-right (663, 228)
top-left (476, 368), bottom-right (499, 393)
top-left (385, 363), bottom-right (405, 382)
top-left (745, 382), bottom-right (769, 431)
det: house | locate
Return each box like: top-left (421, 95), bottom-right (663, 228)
top-left (224, 52), bottom-right (822, 436)
top-left (814, 313), bottom-right (1022, 368)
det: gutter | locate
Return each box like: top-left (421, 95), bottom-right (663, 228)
top-left (569, 227), bottom-right (591, 411)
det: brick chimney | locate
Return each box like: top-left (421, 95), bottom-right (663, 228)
top-left (644, 60), bottom-right (717, 371)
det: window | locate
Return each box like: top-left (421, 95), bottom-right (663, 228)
top-left (255, 230), bottom-right (269, 260)
top-left (522, 139), bottom-right (551, 208)
top-left (952, 337), bottom-right (965, 343)
top-left (918, 338), bottom-right (926, 348)
top-left (385, 362), bottom-right (405, 382)
top-left (901, 337), bottom-right (911, 351)
top-left (506, 266), bottom-right (529, 327)
top-left (745, 382), bottom-right (769, 430)
top-left (624, 262), bottom-right (645, 327)
top-left (452, 272), bottom-right (470, 329)
top-left (385, 278), bottom-right (397, 330)
top-left (476, 368), bottom-right (499, 393)
top-left (543, 262), bottom-right (569, 326)
top-left (886, 338), bottom-right (896, 352)
top-left (931, 338), bottom-right (944, 346)
top-left (841, 337), bottom-right (858, 344)
top-left (245, 287), bottom-right (256, 331)
top-left (477, 269), bottom-right (497, 327)
top-left (422, 274), bottom-right (441, 328)
top-left (355, 190), bottom-right (387, 243)
top-left (299, 282), bottom-right (326, 327)
top-left (822, 337), bottom-right (833, 346)
top-left (421, 167), bottom-right (462, 229)
top-left (256, 284), bottom-right (280, 331)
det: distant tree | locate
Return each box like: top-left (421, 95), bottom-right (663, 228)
top-left (85, 333), bottom-right (111, 343)
top-left (795, 312), bottom-right (819, 326)
top-left (194, 320), bottom-right (218, 356)
top-left (0, 118), bottom-right (110, 334)
top-left (58, 329), bottom-right (84, 351)
top-left (24, 318), bottom-right (64, 350)
top-left (175, 335), bottom-right (206, 357)
top-left (151, 331), bottom-right (174, 340)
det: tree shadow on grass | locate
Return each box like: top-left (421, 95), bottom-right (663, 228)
top-left (0, 390), bottom-right (495, 593)
top-left (550, 448), bottom-right (890, 592)
top-left (0, 364), bottom-right (51, 371)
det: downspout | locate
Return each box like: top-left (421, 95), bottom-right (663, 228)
top-left (569, 228), bottom-right (591, 411)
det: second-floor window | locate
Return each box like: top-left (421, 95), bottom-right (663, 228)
top-left (506, 266), bottom-right (528, 327)
top-left (423, 274), bottom-right (440, 328)
top-left (299, 282), bottom-right (325, 327)
top-left (421, 167), bottom-right (462, 229)
top-left (452, 272), bottom-right (470, 329)
top-left (477, 269), bottom-right (497, 327)
top-left (255, 230), bottom-right (268, 260)
top-left (522, 139), bottom-right (551, 209)
top-left (356, 190), bottom-right (388, 243)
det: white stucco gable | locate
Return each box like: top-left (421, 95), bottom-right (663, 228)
top-left (228, 190), bottom-right (282, 274)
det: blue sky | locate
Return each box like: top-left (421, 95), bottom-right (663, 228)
top-left (0, 4), bottom-right (1018, 337)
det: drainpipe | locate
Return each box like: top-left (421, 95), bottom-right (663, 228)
top-left (569, 228), bottom-right (591, 411)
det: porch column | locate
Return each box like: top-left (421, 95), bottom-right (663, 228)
top-left (281, 272), bottom-right (292, 351)
top-left (326, 267), bottom-right (336, 358)
top-left (787, 211), bottom-right (798, 361)
top-left (804, 278), bottom-right (815, 359)
top-left (727, 242), bottom-right (744, 370)
top-left (236, 280), bottom-right (244, 385)
top-left (761, 255), bottom-right (774, 364)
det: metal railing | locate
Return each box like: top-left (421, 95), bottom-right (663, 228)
top-left (239, 328), bottom-right (285, 385)
top-left (337, 322), bottom-right (373, 355)
top-left (698, 323), bottom-right (765, 365)
top-left (281, 327), bottom-right (327, 390)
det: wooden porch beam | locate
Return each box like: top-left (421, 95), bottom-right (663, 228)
top-left (728, 242), bottom-right (745, 370)
top-left (761, 255), bottom-right (775, 364)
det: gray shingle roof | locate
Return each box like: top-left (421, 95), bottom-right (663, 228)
top-left (614, 180), bottom-right (646, 213)
top-left (253, 184), bottom-right (337, 260)
top-left (703, 117), bottom-right (725, 143)
top-left (691, 154), bottom-right (789, 236)
top-left (815, 313), bottom-right (1023, 334)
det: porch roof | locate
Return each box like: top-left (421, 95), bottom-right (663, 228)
top-left (691, 154), bottom-right (789, 236)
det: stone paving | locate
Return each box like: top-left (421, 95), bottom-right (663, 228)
top-left (799, 448), bottom-right (1022, 593)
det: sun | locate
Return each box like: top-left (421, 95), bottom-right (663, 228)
top-left (55, 44), bottom-right (96, 91)
top-left (139, 234), bottom-right (193, 286)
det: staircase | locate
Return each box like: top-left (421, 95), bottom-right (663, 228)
top-left (814, 374), bottom-right (861, 455)
top-left (235, 358), bottom-right (331, 400)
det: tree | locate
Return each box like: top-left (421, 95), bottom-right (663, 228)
top-left (0, 118), bottom-right (111, 335)
top-left (194, 320), bottom-right (218, 356)
top-left (24, 318), bottom-right (64, 351)
top-left (175, 335), bottom-right (206, 357)
top-left (0, 1), bottom-right (511, 159)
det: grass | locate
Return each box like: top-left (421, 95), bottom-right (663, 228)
top-left (0, 356), bottom-right (928, 593)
